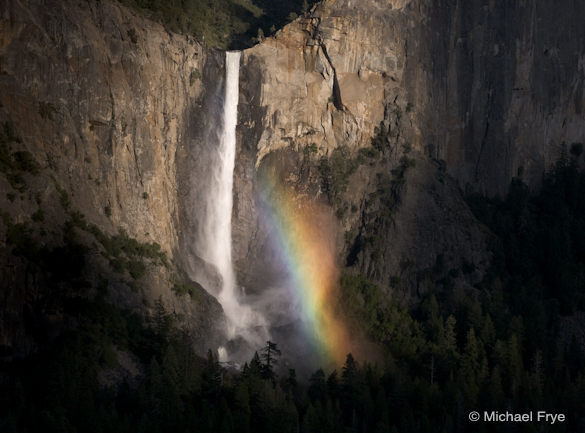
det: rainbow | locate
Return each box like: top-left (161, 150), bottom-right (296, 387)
top-left (257, 173), bottom-right (353, 365)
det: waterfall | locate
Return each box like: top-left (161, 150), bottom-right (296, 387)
top-left (199, 51), bottom-right (267, 362)
top-left (207, 51), bottom-right (239, 330)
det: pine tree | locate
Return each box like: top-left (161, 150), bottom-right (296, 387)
top-left (153, 297), bottom-right (173, 337)
top-left (507, 334), bottom-right (523, 396)
top-left (260, 341), bottom-right (281, 381)
top-left (202, 349), bottom-right (223, 399)
top-left (233, 382), bottom-right (251, 433)
top-left (341, 354), bottom-right (361, 428)
top-left (480, 313), bottom-right (496, 350)
top-left (283, 368), bottom-right (297, 400)
top-left (443, 315), bottom-right (457, 355)
top-left (308, 369), bottom-right (327, 403)
top-left (486, 366), bottom-right (504, 409)
top-left (327, 370), bottom-right (339, 400)
top-left (460, 328), bottom-right (482, 402)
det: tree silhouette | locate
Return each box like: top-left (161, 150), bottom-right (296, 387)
top-left (261, 341), bottom-right (281, 381)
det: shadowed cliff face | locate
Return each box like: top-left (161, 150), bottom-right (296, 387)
top-left (240, 0), bottom-right (585, 195)
top-left (234, 0), bottom-right (585, 296)
top-left (410, 0), bottom-right (585, 194)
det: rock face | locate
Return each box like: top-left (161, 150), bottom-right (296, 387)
top-left (234, 0), bottom-right (585, 294)
top-left (403, 0), bottom-right (585, 194)
top-left (241, 0), bottom-right (585, 194)
top-left (0, 0), bottom-right (201, 253)
top-left (0, 0), bottom-right (223, 357)
top-left (1, 0), bottom-right (584, 355)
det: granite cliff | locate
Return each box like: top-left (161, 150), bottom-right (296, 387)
top-left (0, 0), bottom-right (224, 357)
top-left (234, 0), bottom-right (585, 299)
top-left (1, 0), bottom-right (584, 357)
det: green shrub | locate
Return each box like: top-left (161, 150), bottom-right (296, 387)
top-left (0, 129), bottom-right (14, 172)
top-left (318, 146), bottom-right (359, 200)
top-left (5, 222), bottom-right (37, 259)
top-left (54, 182), bottom-right (71, 210)
top-left (127, 28), bottom-right (138, 44)
top-left (53, 198), bottom-right (169, 280)
top-left (38, 101), bottom-right (57, 120)
top-left (12, 151), bottom-right (40, 174)
top-left (1, 121), bottom-right (20, 143)
top-left (357, 146), bottom-right (379, 161)
top-left (110, 257), bottom-right (125, 273)
top-left (189, 69), bottom-right (201, 86)
top-left (69, 211), bottom-right (87, 229)
top-left (127, 259), bottom-right (146, 280)
top-left (371, 123), bottom-right (390, 152)
top-left (0, 122), bottom-right (40, 191)
top-left (303, 143), bottom-right (318, 157)
top-left (31, 209), bottom-right (45, 222)
top-left (172, 281), bottom-right (205, 300)
top-left (6, 171), bottom-right (27, 192)
top-left (84, 224), bottom-right (168, 269)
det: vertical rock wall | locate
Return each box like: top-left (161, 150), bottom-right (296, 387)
top-left (240, 0), bottom-right (585, 196)
top-left (0, 0), bottom-right (224, 356)
top-left (408, 0), bottom-right (585, 194)
top-left (234, 0), bottom-right (585, 296)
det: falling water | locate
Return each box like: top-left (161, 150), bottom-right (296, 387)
top-left (200, 51), bottom-right (267, 361)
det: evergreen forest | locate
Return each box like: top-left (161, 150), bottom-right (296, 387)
top-left (1, 154), bottom-right (585, 432)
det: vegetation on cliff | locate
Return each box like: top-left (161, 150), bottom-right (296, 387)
top-left (117, 0), bottom-right (317, 49)
top-left (0, 121), bottom-right (40, 193)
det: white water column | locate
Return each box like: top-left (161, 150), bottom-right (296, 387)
top-left (200, 51), bottom-right (266, 360)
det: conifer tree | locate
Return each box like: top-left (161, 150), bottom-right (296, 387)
top-left (260, 341), bottom-right (281, 381)
top-left (308, 368), bottom-right (327, 403)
